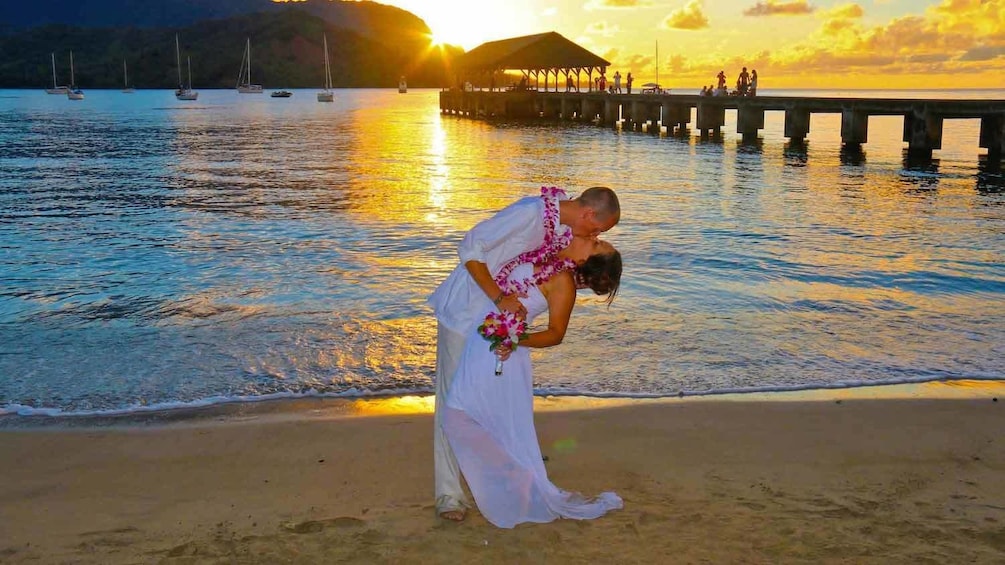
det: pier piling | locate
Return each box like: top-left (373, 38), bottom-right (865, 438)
top-left (979, 114), bottom-right (1005, 161)
top-left (784, 108), bottom-right (811, 141)
top-left (903, 107), bottom-right (944, 155)
top-left (841, 109), bottom-right (869, 146)
top-left (737, 107), bottom-right (765, 142)
top-left (697, 101), bottom-right (725, 137)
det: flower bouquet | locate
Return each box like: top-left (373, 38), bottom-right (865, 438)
top-left (477, 311), bottom-right (528, 375)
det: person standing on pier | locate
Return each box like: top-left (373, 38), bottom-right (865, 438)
top-left (749, 69), bottom-right (758, 96)
top-left (738, 67), bottom-right (750, 96)
top-left (614, 71), bottom-right (622, 93)
top-left (716, 70), bottom-right (726, 90)
top-left (427, 186), bottom-right (621, 522)
top-left (626, 72), bottom-right (634, 94)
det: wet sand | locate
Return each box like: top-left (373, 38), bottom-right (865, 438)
top-left (1, 382), bottom-right (1004, 564)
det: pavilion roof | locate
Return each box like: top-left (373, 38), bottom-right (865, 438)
top-left (458, 32), bottom-right (610, 73)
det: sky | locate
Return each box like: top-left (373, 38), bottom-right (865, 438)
top-left (378, 0), bottom-right (1005, 89)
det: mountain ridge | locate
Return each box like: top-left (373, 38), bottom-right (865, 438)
top-left (0, 4), bottom-right (462, 88)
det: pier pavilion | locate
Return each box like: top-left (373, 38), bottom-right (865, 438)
top-left (450, 32), bottom-right (610, 118)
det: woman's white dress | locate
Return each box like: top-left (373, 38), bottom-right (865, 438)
top-left (443, 263), bottom-right (623, 528)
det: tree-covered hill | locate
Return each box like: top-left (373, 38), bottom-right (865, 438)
top-left (0, 9), bottom-right (462, 88)
top-left (0, 0), bottom-right (429, 41)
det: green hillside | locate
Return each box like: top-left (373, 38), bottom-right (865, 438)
top-left (0, 9), bottom-right (462, 89)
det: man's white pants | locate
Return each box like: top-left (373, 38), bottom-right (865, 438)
top-left (434, 322), bottom-right (470, 513)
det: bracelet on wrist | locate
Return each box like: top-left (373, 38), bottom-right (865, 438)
top-left (493, 292), bottom-right (505, 305)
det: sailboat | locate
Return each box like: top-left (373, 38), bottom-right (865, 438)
top-left (398, 75), bottom-right (407, 94)
top-left (67, 52), bottom-right (84, 100)
top-left (45, 53), bottom-right (69, 94)
top-left (236, 38), bottom-right (263, 93)
top-left (174, 35), bottom-right (198, 101)
top-left (317, 34), bottom-right (334, 102)
top-left (121, 60), bottom-right (135, 93)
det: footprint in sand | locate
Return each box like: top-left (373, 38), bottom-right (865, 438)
top-left (283, 517), bottom-right (366, 534)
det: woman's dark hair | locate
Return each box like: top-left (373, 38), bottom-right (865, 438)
top-left (575, 250), bottom-right (622, 305)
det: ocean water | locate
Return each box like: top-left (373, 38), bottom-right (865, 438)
top-left (1, 87), bottom-right (1003, 416)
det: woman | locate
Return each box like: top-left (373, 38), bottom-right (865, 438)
top-left (442, 236), bottom-right (623, 528)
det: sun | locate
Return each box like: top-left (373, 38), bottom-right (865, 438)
top-left (385, 0), bottom-right (531, 50)
top-left (426, 17), bottom-right (493, 50)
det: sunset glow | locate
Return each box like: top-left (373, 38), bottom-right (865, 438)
top-left (378, 0), bottom-right (1005, 89)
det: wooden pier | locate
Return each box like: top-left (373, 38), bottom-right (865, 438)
top-left (439, 90), bottom-right (1005, 163)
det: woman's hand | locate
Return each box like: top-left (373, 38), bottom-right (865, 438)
top-left (495, 343), bottom-right (513, 361)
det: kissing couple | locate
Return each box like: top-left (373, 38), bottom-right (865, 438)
top-left (428, 185), bottom-right (623, 527)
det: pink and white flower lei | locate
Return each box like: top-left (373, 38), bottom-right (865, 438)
top-left (493, 186), bottom-right (576, 296)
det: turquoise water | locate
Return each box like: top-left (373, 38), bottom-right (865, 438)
top-left (1, 88), bottom-right (1003, 415)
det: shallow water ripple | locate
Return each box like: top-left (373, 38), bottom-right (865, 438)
top-left (1, 88), bottom-right (1003, 414)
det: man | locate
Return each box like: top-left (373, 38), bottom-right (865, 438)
top-left (427, 186), bottom-right (620, 521)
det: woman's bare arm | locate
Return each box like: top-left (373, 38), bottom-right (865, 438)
top-left (518, 271), bottom-right (576, 349)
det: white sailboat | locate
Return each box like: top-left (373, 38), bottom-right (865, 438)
top-left (317, 34), bottom-right (334, 102)
top-left (398, 75), bottom-right (407, 94)
top-left (174, 35), bottom-right (198, 101)
top-left (67, 52), bottom-right (84, 100)
top-left (45, 53), bottom-right (69, 94)
top-left (236, 38), bottom-right (263, 93)
top-left (121, 60), bottom-right (135, 93)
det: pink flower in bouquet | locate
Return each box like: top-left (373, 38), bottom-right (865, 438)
top-left (477, 311), bottom-right (528, 375)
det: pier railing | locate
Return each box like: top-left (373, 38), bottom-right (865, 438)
top-left (438, 90), bottom-right (1005, 163)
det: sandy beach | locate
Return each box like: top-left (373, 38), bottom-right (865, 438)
top-left (1, 382), bottom-right (1004, 564)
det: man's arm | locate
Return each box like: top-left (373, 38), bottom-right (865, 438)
top-left (457, 199), bottom-right (542, 315)
top-left (464, 261), bottom-right (525, 316)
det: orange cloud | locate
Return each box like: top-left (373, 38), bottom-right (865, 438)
top-left (960, 45), bottom-right (1005, 62)
top-left (635, 0), bottom-right (1003, 87)
top-left (586, 21), bottom-right (621, 37)
top-left (822, 3), bottom-right (863, 19)
top-left (587, 0), bottom-right (650, 8)
top-left (663, 0), bottom-right (710, 30)
top-left (743, 1), bottom-right (816, 16)
top-left (763, 0), bottom-right (1005, 82)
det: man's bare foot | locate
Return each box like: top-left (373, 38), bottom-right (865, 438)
top-left (439, 509), bottom-right (466, 522)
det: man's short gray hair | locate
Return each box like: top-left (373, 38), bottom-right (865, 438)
top-left (577, 186), bottom-right (620, 222)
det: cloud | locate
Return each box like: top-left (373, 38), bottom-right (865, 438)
top-left (586, 0), bottom-right (650, 9)
top-left (743, 1), bottom-right (816, 16)
top-left (585, 21), bottom-right (621, 37)
top-left (542, 7), bottom-right (558, 17)
top-left (959, 45), bottom-right (1005, 61)
top-left (663, 0), bottom-right (710, 30)
top-left (823, 3), bottom-right (863, 19)
top-left (629, 0), bottom-right (1004, 86)
top-left (622, 53), bottom-right (655, 70)
top-left (776, 0), bottom-right (1004, 70)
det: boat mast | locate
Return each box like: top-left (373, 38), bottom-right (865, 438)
top-left (187, 56), bottom-right (192, 89)
top-left (69, 51), bottom-right (75, 88)
top-left (655, 40), bottom-right (659, 89)
top-left (323, 34), bottom-right (330, 90)
top-left (247, 38), bottom-right (252, 85)
top-left (51, 53), bottom-right (57, 88)
top-left (175, 35), bottom-right (183, 87)
top-left (123, 60), bottom-right (128, 88)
